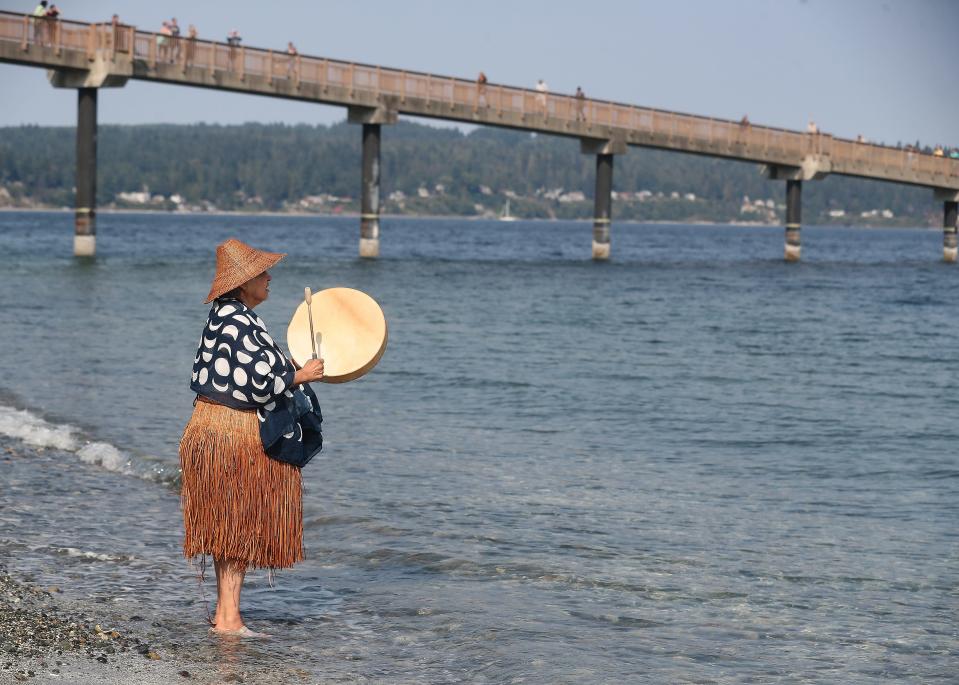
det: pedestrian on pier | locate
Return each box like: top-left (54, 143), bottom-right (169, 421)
top-left (286, 41), bottom-right (298, 79)
top-left (32, 1), bottom-right (47, 45)
top-left (535, 79), bottom-right (548, 115)
top-left (575, 86), bottom-right (586, 121)
top-left (158, 21), bottom-right (172, 62)
top-left (475, 71), bottom-right (488, 110)
top-left (226, 29), bottom-right (241, 70)
top-left (170, 17), bottom-right (181, 62)
top-left (42, 2), bottom-right (59, 44)
top-left (110, 14), bottom-right (122, 52)
top-left (735, 114), bottom-right (752, 144)
top-left (186, 24), bottom-right (198, 65)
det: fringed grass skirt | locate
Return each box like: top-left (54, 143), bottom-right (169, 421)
top-left (179, 397), bottom-right (303, 570)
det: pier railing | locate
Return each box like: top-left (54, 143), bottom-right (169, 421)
top-left (1, 10), bottom-right (957, 188)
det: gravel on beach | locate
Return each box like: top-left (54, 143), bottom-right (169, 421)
top-left (0, 564), bottom-right (213, 684)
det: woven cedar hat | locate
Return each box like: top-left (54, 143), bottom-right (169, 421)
top-left (205, 238), bottom-right (286, 303)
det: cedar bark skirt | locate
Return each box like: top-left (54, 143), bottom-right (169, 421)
top-left (179, 397), bottom-right (303, 570)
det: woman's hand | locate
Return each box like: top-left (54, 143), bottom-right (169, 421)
top-left (294, 358), bottom-right (324, 385)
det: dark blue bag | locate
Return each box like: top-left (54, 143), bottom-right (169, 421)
top-left (259, 385), bottom-right (323, 468)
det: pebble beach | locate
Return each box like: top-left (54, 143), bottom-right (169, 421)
top-left (0, 564), bottom-right (200, 684)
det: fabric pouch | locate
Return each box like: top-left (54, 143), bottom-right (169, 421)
top-left (259, 385), bottom-right (323, 468)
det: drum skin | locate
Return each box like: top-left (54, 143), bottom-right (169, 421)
top-left (287, 288), bottom-right (387, 384)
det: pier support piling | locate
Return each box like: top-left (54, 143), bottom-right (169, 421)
top-left (48, 62), bottom-right (128, 257)
top-left (785, 179), bottom-right (802, 262)
top-left (943, 200), bottom-right (958, 263)
top-left (580, 137), bottom-right (625, 261)
top-left (75, 87), bottom-right (97, 257)
top-left (764, 162), bottom-right (827, 263)
top-left (359, 123), bottom-right (381, 259)
top-left (348, 105), bottom-right (396, 259)
top-left (592, 153), bottom-right (613, 260)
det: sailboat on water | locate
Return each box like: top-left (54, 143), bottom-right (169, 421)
top-left (499, 199), bottom-right (517, 222)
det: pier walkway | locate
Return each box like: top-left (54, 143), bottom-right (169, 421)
top-left (1, 11), bottom-right (957, 260)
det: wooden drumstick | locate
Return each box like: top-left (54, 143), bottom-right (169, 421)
top-left (304, 287), bottom-right (319, 360)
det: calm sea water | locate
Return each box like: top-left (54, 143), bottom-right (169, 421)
top-left (0, 211), bottom-right (956, 683)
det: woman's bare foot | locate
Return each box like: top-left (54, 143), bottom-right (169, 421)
top-left (208, 559), bottom-right (269, 637)
top-left (210, 619), bottom-right (244, 632)
top-left (209, 625), bottom-right (271, 639)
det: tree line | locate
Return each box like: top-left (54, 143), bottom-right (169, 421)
top-left (0, 121), bottom-right (935, 224)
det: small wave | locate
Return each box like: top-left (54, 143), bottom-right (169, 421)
top-left (568, 610), bottom-right (663, 629)
top-left (77, 442), bottom-right (133, 475)
top-left (0, 403), bottom-right (173, 485)
top-left (443, 376), bottom-right (534, 390)
top-left (0, 405), bottom-right (78, 450)
top-left (890, 296), bottom-right (943, 307)
top-left (305, 514), bottom-right (371, 527)
top-left (45, 546), bottom-right (136, 563)
top-left (1, 538), bottom-right (135, 564)
top-left (318, 544), bottom-right (662, 596)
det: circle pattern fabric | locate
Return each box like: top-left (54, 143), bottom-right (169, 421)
top-left (190, 298), bottom-right (303, 434)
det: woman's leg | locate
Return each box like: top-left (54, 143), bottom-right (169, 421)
top-left (212, 558), bottom-right (246, 631)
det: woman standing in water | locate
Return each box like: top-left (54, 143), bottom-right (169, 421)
top-left (180, 238), bottom-right (324, 637)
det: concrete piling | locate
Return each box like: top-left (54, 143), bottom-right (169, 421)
top-left (74, 87), bottom-right (97, 257)
top-left (944, 201), bottom-right (958, 263)
top-left (348, 106), bottom-right (395, 259)
top-left (592, 153), bottom-right (613, 260)
top-left (785, 179), bottom-right (801, 262)
top-left (580, 137), bottom-right (625, 261)
top-left (48, 56), bottom-right (128, 258)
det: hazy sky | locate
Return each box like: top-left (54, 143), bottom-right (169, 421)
top-left (0, 0), bottom-right (956, 146)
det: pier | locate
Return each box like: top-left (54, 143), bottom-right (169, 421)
top-left (1, 10), bottom-right (957, 260)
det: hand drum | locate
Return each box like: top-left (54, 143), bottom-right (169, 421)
top-left (287, 287), bottom-right (387, 383)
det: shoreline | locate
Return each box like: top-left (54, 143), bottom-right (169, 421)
top-left (0, 565), bottom-right (197, 684)
top-left (0, 436), bottom-right (311, 685)
top-left (0, 206), bottom-right (932, 230)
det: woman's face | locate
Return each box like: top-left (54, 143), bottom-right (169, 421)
top-left (239, 271), bottom-right (271, 308)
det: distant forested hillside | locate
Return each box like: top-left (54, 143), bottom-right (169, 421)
top-left (0, 121), bottom-right (935, 225)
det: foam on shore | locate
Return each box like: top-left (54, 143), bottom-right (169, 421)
top-left (0, 403), bottom-right (177, 485)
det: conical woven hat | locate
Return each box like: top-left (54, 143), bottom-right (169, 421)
top-left (204, 238), bottom-right (286, 303)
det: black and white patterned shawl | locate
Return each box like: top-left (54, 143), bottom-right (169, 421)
top-left (190, 297), bottom-right (322, 467)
